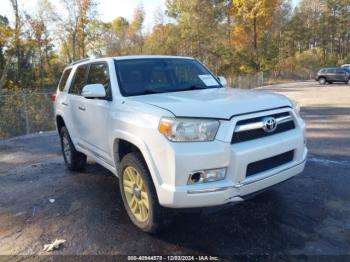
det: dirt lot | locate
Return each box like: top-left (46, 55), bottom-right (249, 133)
top-left (0, 81), bottom-right (349, 256)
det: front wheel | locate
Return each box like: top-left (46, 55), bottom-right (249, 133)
top-left (119, 153), bottom-right (164, 233)
top-left (318, 78), bottom-right (326, 85)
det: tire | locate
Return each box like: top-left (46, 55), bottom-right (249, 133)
top-left (59, 126), bottom-right (87, 171)
top-left (119, 152), bottom-right (164, 233)
top-left (318, 78), bottom-right (326, 85)
top-left (347, 79), bottom-right (350, 85)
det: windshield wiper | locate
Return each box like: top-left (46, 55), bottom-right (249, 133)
top-left (142, 86), bottom-right (213, 95)
top-left (187, 85), bottom-right (208, 90)
top-left (143, 89), bottom-right (167, 95)
top-left (174, 85), bottom-right (208, 92)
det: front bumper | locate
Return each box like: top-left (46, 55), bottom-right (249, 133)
top-left (158, 149), bottom-right (307, 208)
top-left (154, 109), bottom-right (307, 208)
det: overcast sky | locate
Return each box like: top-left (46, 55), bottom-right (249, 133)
top-left (0, 0), bottom-right (300, 30)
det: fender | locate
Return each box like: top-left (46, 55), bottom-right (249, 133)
top-left (111, 129), bottom-right (164, 189)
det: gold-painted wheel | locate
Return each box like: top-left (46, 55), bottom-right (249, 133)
top-left (123, 166), bottom-right (150, 223)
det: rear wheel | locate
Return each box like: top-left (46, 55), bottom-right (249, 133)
top-left (318, 78), bottom-right (326, 85)
top-left (60, 126), bottom-right (87, 171)
top-left (119, 152), bottom-right (164, 233)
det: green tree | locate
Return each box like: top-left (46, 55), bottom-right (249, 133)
top-left (166, 0), bottom-right (228, 72)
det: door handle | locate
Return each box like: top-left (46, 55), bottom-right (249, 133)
top-left (78, 106), bottom-right (86, 111)
top-left (61, 102), bottom-right (68, 106)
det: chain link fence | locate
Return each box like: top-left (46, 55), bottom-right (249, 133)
top-left (227, 72), bottom-right (313, 89)
top-left (0, 93), bottom-right (55, 140)
top-left (227, 72), bottom-right (264, 89)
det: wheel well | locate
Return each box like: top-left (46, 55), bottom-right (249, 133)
top-left (116, 139), bottom-right (143, 163)
top-left (56, 116), bottom-right (65, 131)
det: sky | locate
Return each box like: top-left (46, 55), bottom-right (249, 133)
top-left (0, 0), bottom-right (300, 30)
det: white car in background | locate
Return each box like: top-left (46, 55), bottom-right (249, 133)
top-left (53, 56), bottom-right (307, 233)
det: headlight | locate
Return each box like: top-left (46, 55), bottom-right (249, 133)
top-left (291, 99), bottom-right (301, 117)
top-left (159, 117), bottom-right (220, 142)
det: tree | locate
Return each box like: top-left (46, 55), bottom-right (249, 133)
top-left (127, 4), bottom-right (145, 53)
top-left (9, 0), bottom-right (21, 81)
top-left (144, 23), bottom-right (179, 55)
top-left (50, 0), bottom-right (96, 62)
top-left (0, 15), bottom-right (13, 91)
top-left (231, 0), bottom-right (281, 71)
top-left (109, 17), bottom-right (130, 55)
top-left (166, 0), bottom-right (228, 71)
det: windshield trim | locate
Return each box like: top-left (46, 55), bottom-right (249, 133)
top-left (114, 58), bottom-right (223, 97)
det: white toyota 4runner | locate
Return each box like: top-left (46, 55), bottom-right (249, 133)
top-left (54, 56), bottom-right (307, 232)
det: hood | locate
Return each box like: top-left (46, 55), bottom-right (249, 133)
top-left (127, 88), bottom-right (292, 119)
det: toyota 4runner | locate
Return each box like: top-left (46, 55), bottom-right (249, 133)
top-left (53, 56), bottom-right (307, 232)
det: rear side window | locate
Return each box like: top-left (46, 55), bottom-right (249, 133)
top-left (336, 69), bottom-right (345, 74)
top-left (328, 69), bottom-right (336, 74)
top-left (69, 65), bottom-right (88, 95)
top-left (58, 69), bottom-right (72, 91)
top-left (87, 63), bottom-right (112, 99)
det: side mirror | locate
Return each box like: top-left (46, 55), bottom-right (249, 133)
top-left (218, 76), bottom-right (227, 87)
top-left (81, 84), bottom-right (106, 98)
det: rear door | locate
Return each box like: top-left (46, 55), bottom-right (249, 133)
top-left (327, 69), bottom-right (337, 82)
top-left (77, 62), bottom-right (114, 165)
top-left (55, 68), bottom-right (72, 116)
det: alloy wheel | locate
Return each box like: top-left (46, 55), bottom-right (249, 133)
top-left (62, 136), bottom-right (71, 164)
top-left (123, 166), bottom-right (150, 222)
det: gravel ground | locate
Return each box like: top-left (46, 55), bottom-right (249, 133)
top-left (0, 81), bottom-right (349, 257)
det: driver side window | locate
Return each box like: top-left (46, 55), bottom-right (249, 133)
top-left (87, 63), bottom-right (112, 100)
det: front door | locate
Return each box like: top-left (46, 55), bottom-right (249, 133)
top-left (335, 69), bottom-right (346, 82)
top-left (78, 62), bottom-right (114, 165)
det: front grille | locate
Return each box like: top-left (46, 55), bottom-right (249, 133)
top-left (231, 112), bottom-right (295, 143)
top-left (246, 150), bottom-right (294, 177)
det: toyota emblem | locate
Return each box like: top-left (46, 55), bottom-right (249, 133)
top-left (262, 117), bottom-right (277, 133)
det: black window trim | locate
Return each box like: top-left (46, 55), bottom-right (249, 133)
top-left (68, 63), bottom-right (89, 96)
top-left (86, 61), bottom-right (113, 101)
top-left (58, 68), bottom-right (73, 92)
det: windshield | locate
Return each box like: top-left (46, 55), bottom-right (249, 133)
top-left (114, 58), bottom-right (222, 96)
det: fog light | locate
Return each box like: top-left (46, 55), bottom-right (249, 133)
top-left (187, 168), bottom-right (226, 185)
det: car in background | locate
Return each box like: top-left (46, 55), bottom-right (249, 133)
top-left (315, 67), bottom-right (350, 85)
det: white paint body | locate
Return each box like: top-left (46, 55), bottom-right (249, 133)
top-left (54, 56), bottom-right (307, 208)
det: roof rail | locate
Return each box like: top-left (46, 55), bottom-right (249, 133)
top-left (70, 58), bottom-right (91, 66)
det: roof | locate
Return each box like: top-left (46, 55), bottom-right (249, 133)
top-left (70, 55), bottom-right (194, 66)
top-left (113, 55), bottom-right (193, 60)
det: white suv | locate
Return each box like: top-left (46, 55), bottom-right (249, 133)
top-left (54, 56), bottom-right (307, 232)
